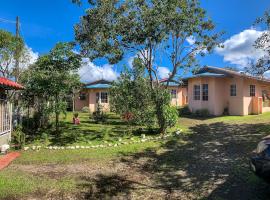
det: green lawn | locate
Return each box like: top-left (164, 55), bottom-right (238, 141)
top-left (1, 113), bottom-right (270, 199)
top-left (26, 112), bottom-right (163, 147)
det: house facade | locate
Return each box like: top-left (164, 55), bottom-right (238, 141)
top-left (188, 66), bottom-right (270, 116)
top-left (0, 77), bottom-right (24, 146)
top-left (74, 79), bottom-right (188, 112)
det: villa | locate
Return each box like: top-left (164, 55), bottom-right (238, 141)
top-left (188, 66), bottom-right (270, 116)
top-left (74, 79), bottom-right (188, 112)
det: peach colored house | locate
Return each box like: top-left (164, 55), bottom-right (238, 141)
top-left (74, 79), bottom-right (188, 112)
top-left (74, 80), bottom-right (111, 113)
top-left (160, 79), bottom-right (188, 107)
top-left (188, 66), bottom-right (270, 116)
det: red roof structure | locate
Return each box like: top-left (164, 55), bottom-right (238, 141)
top-left (0, 77), bottom-right (23, 90)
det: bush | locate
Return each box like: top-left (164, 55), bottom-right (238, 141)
top-left (12, 126), bottom-right (25, 150)
top-left (81, 106), bottom-right (90, 113)
top-left (92, 103), bottom-right (107, 123)
top-left (194, 108), bottom-right (210, 118)
top-left (178, 106), bottom-right (191, 116)
top-left (73, 112), bottom-right (79, 118)
top-left (163, 105), bottom-right (178, 128)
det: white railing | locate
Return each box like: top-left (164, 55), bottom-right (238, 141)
top-left (0, 100), bottom-right (12, 137)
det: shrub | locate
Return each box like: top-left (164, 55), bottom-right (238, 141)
top-left (194, 108), bottom-right (210, 118)
top-left (178, 105), bottom-right (191, 116)
top-left (12, 126), bottom-right (26, 150)
top-left (163, 105), bottom-right (178, 128)
top-left (73, 112), bottom-right (79, 118)
top-left (81, 106), bottom-right (90, 113)
top-left (92, 103), bottom-right (107, 123)
top-left (121, 112), bottom-right (134, 123)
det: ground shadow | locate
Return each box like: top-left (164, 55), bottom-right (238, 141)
top-left (78, 121), bottom-right (270, 199)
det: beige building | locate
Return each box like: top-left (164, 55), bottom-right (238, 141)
top-left (188, 66), bottom-right (270, 116)
top-left (74, 79), bottom-right (188, 112)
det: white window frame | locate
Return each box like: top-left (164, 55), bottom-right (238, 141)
top-left (193, 85), bottom-right (200, 100)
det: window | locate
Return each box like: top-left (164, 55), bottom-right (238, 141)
top-left (250, 85), bottom-right (255, 96)
top-left (79, 93), bottom-right (86, 100)
top-left (230, 84), bottom-right (236, 96)
top-left (202, 84), bottom-right (208, 101)
top-left (171, 89), bottom-right (177, 99)
top-left (96, 92), bottom-right (100, 103)
top-left (101, 92), bottom-right (108, 103)
top-left (193, 85), bottom-right (200, 100)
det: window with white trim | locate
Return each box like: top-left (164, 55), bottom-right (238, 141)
top-left (230, 84), bottom-right (236, 96)
top-left (202, 84), bottom-right (208, 101)
top-left (193, 85), bottom-right (200, 100)
top-left (250, 85), bottom-right (255, 97)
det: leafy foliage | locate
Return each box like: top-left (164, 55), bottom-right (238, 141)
top-left (92, 103), bottom-right (108, 123)
top-left (20, 42), bottom-right (82, 133)
top-left (0, 29), bottom-right (24, 78)
top-left (245, 10), bottom-right (270, 76)
top-left (12, 126), bottom-right (26, 149)
top-left (74, 0), bottom-right (220, 133)
top-left (109, 58), bottom-right (156, 127)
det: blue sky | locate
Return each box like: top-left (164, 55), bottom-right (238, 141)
top-left (0, 0), bottom-right (269, 82)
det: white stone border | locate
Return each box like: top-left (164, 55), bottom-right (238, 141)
top-left (23, 129), bottom-right (183, 151)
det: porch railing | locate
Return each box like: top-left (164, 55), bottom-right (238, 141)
top-left (0, 100), bottom-right (12, 137)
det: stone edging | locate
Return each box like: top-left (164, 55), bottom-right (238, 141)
top-left (23, 130), bottom-right (183, 151)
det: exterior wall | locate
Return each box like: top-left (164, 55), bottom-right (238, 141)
top-left (169, 86), bottom-right (188, 107)
top-left (188, 77), bottom-right (220, 115)
top-left (74, 89), bottom-right (89, 111)
top-left (74, 88), bottom-right (110, 112)
top-left (0, 133), bottom-right (11, 146)
top-left (188, 76), bottom-right (270, 116)
top-left (188, 77), bottom-right (245, 116)
top-left (226, 76), bottom-right (244, 115)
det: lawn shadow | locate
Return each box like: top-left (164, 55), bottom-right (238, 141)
top-left (113, 122), bottom-right (270, 199)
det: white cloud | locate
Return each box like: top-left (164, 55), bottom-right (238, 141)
top-left (157, 67), bottom-right (170, 79)
top-left (128, 56), bottom-right (135, 68)
top-left (20, 46), bottom-right (39, 68)
top-left (215, 29), bottom-right (265, 68)
top-left (79, 58), bottom-right (118, 83)
top-left (186, 36), bottom-right (196, 45)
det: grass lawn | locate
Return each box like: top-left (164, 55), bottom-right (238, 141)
top-left (1, 113), bottom-right (270, 199)
top-left (26, 112), bottom-right (163, 147)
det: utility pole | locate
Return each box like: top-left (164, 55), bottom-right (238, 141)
top-left (15, 16), bottom-right (19, 82)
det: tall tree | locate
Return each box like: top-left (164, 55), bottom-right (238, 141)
top-left (74, 0), bottom-right (220, 133)
top-left (246, 11), bottom-right (270, 77)
top-left (21, 42), bottom-right (82, 133)
top-left (0, 29), bottom-right (24, 78)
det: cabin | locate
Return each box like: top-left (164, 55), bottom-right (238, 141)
top-left (187, 66), bottom-right (270, 116)
top-left (74, 79), bottom-right (188, 112)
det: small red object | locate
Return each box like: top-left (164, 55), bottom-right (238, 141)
top-left (73, 117), bottom-right (80, 125)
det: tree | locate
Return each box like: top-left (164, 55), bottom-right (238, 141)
top-left (21, 42), bottom-right (82, 133)
top-left (0, 29), bottom-right (24, 78)
top-left (246, 11), bottom-right (270, 77)
top-left (110, 58), bottom-right (156, 127)
top-left (74, 0), bottom-right (220, 133)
